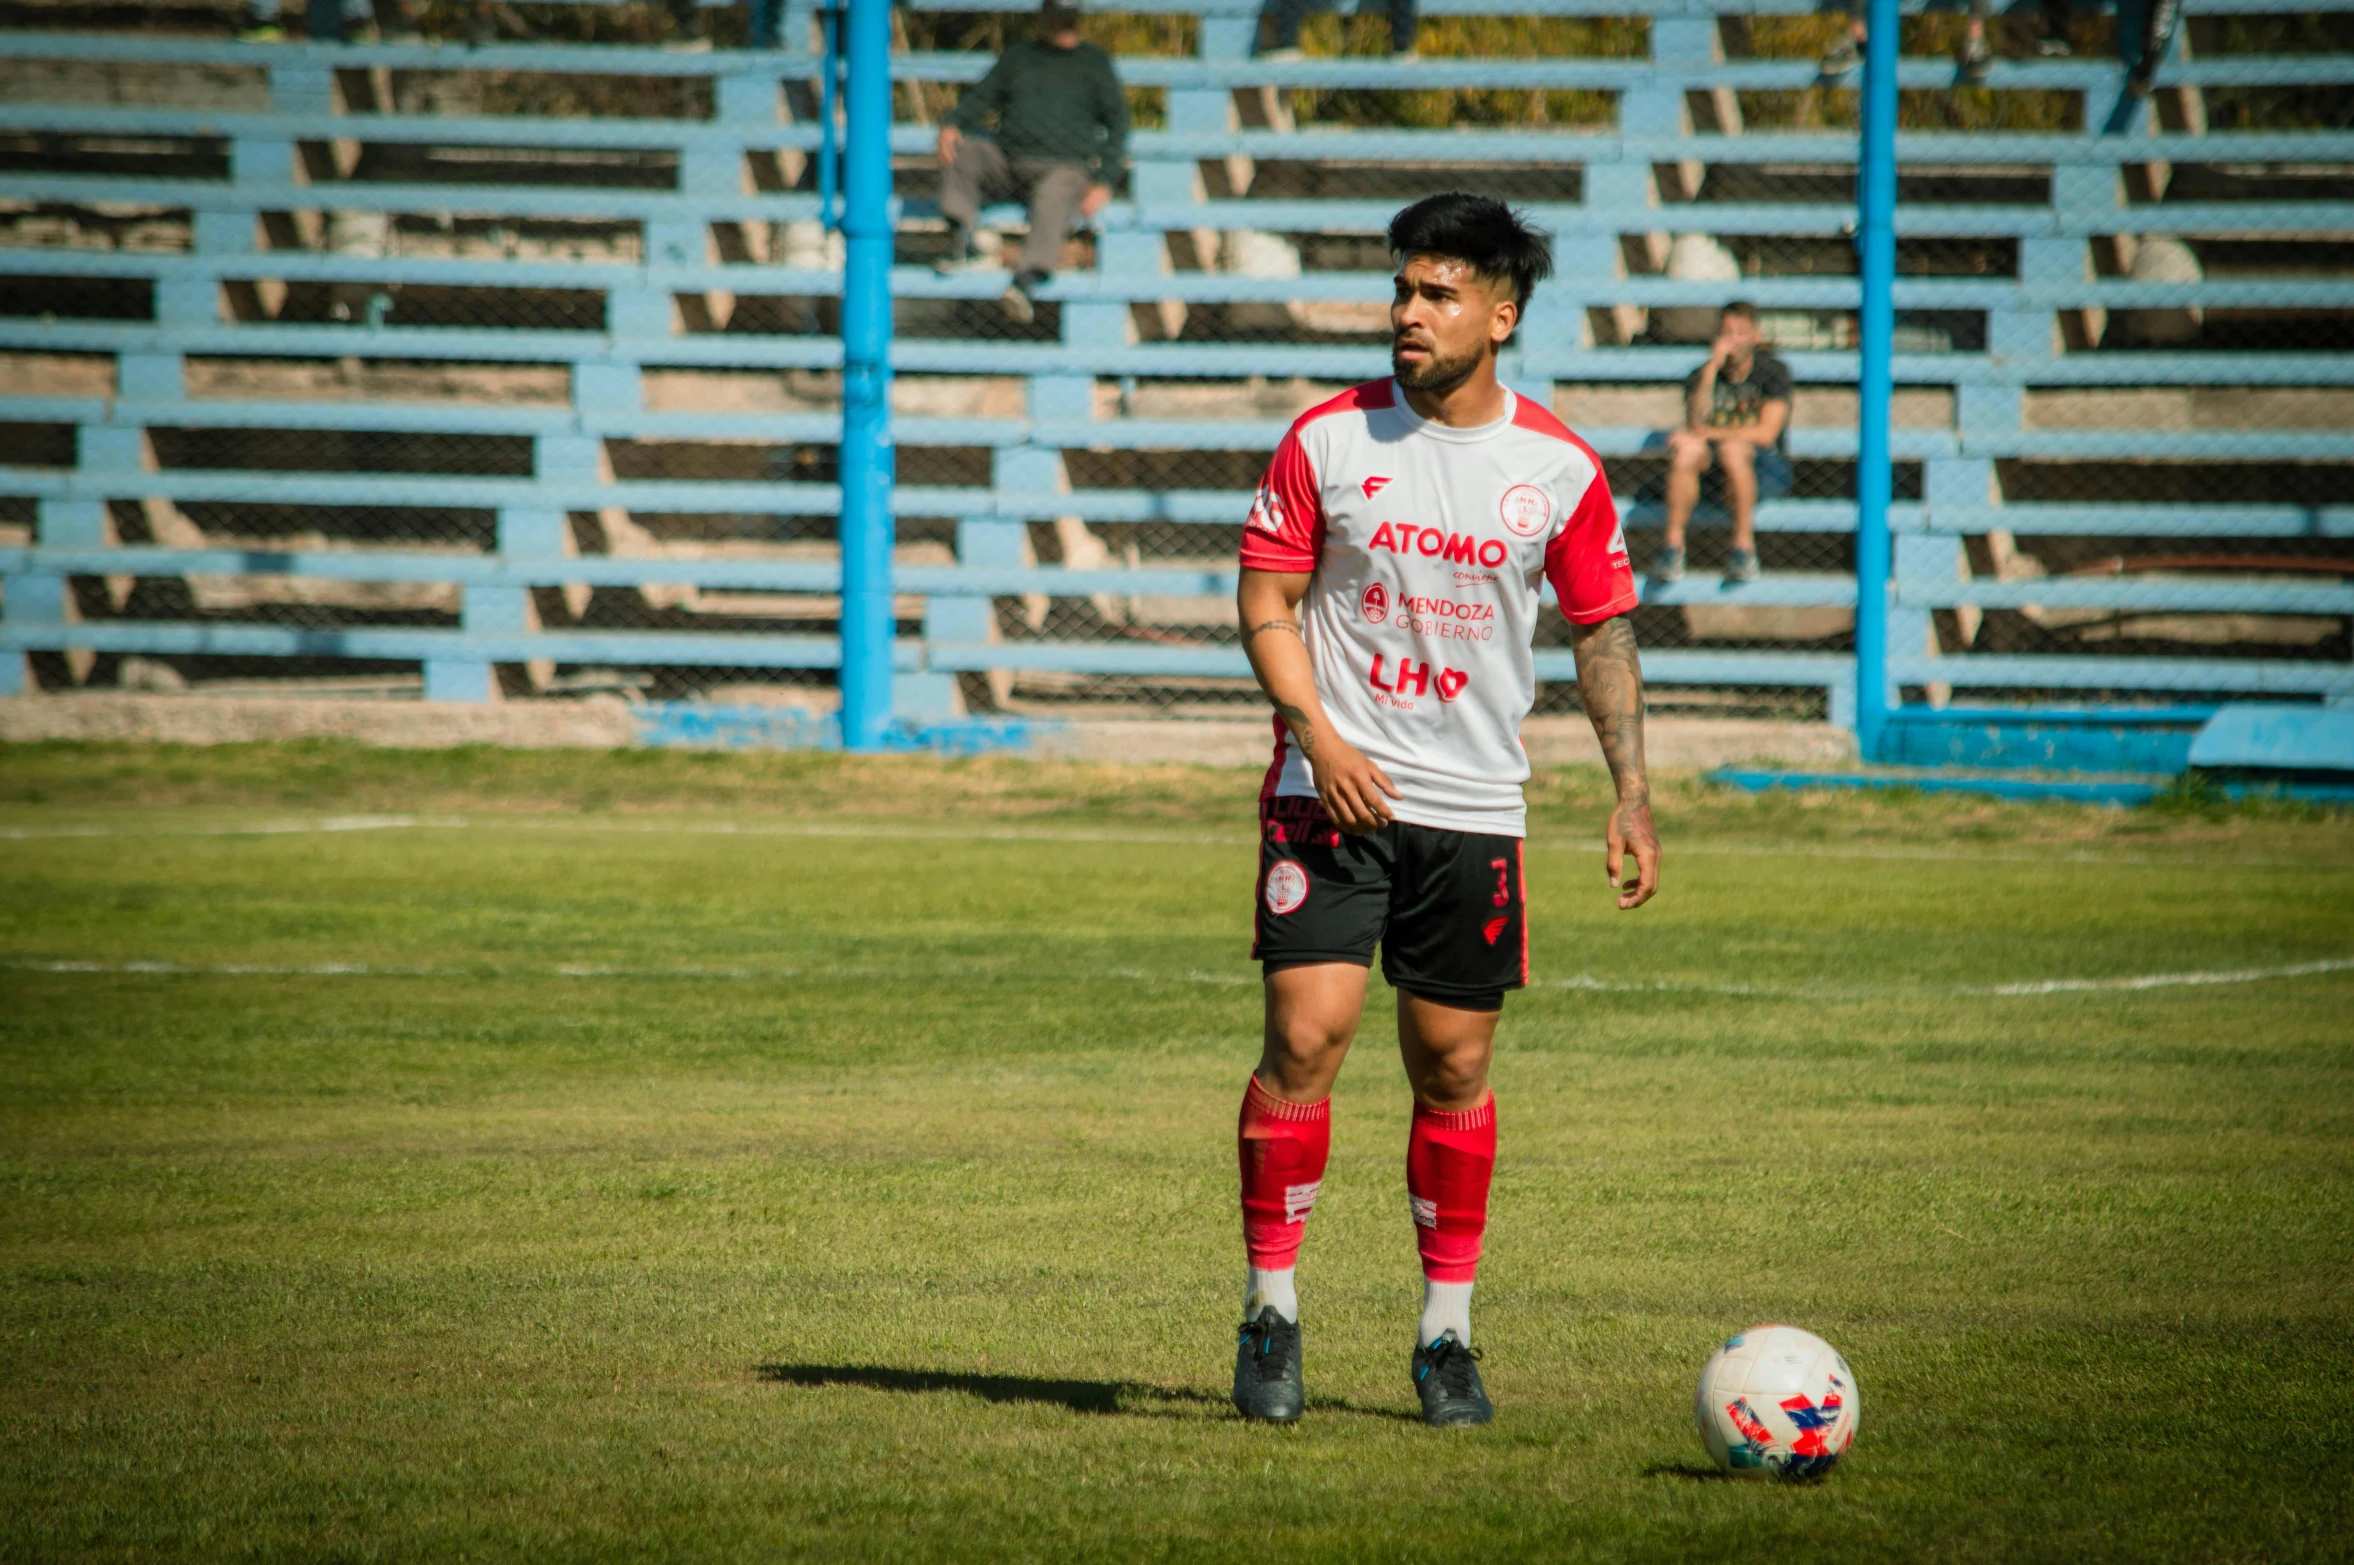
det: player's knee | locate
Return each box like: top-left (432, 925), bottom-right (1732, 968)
top-left (1412, 1045), bottom-right (1490, 1109)
top-left (1268, 1012), bottom-right (1353, 1067)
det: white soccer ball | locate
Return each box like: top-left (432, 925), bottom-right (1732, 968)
top-left (1693, 1324), bottom-right (1859, 1479)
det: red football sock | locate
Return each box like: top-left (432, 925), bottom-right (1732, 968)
top-left (1406, 1095), bottom-right (1496, 1284)
top-left (1237, 1075), bottom-right (1331, 1270)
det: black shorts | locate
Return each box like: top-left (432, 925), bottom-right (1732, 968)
top-left (1252, 794), bottom-right (1528, 1010)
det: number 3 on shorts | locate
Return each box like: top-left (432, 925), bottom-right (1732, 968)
top-left (1490, 857), bottom-right (1509, 908)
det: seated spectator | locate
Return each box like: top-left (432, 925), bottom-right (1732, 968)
top-left (1653, 302), bottom-right (1791, 588)
top-left (934, 1), bottom-right (1128, 325)
top-left (1260, 0), bottom-right (1417, 62)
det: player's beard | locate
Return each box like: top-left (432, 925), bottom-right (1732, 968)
top-left (1391, 337), bottom-right (1486, 397)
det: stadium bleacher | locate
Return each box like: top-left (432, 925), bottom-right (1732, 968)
top-left (0, 0), bottom-right (2348, 736)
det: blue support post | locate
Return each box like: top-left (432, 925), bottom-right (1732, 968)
top-left (836, 0), bottom-right (894, 751)
top-left (1853, 0), bottom-right (1898, 761)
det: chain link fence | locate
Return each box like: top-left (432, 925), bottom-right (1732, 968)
top-left (3, 1), bottom-right (2348, 715)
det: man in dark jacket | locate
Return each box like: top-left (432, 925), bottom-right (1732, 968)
top-left (935, 0), bottom-right (1128, 323)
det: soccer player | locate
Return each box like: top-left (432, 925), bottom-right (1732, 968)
top-left (1229, 193), bottom-right (1659, 1427)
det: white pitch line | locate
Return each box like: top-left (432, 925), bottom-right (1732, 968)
top-left (3, 812), bottom-right (2345, 871)
top-left (6, 955), bottom-right (2349, 998)
top-left (1971, 955), bottom-right (2354, 995)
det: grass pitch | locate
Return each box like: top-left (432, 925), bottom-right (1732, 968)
top-left (2, 743), bottom-right (2350, 1561)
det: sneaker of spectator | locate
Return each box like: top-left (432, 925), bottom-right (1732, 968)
top-left (935, 229), bottom-right (999, 276)
top-left (1720, 547), bottom-right (1761, 586)
top-left (1258, 45), bottom-right (1307, 63)
top-left (1818, 32), bottom-right (1861, 79)
top-left (1647, 546), bottom-right (1686, 585)
top-left (1002, 268), bottom-right (1048, 325)
top-left (2035, 32), bottom-right (2074, 56)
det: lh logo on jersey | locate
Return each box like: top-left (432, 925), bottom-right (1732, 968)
top-left (1264, 860), bottom-right (1309, 915)
top-left (1368, 655), bottom-right (1470, 704)
top-left (1361, 475), bottom-right (1393, 499)
top-left (1360, 582), bottom-right (1389, 623)
top-left (1499, 483), bottom-right (1553, 538)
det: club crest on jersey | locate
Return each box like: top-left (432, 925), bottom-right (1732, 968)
top-left (1264, 860), bottom-right (1309, 915)
top-left (1499, 483), bottom-right (1553, 538)
top-left (1246, 480), bottom-right (1286, 536)
top-left (1361, 475), bottom-right (1393, 499)
top-left (1360, 582), bottom-right (1389, 624)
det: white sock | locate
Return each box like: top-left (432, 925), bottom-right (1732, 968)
top-left (1419, 1280), bottom-right (1473, 1349)
top-left (1244, 1266), bottom-right (1298, 1323)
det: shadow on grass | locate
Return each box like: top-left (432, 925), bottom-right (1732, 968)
top-left (758, 1363), bottom-right (1417, 1422)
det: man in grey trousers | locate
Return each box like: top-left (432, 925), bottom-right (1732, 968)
top-left (934, 0), bottom-right (1128, 324)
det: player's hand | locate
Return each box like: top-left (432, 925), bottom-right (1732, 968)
top-left (1310, 739), bottom-right (1401, 835)
top-left (937, 125), bottom-right (961, 165)
top-left (1606, 795), bottom-right (1660, 910)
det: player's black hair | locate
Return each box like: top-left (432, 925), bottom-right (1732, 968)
top-left (1386, 193), bottom-right (1554, 309)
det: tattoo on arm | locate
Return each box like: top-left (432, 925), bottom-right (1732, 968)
top-left (1274, 701), bottom-right (1316, 757)
top-left (1241, 618), bottom-right (1302, 649)
top-left (1571, 616), bottom-right (1648, 802)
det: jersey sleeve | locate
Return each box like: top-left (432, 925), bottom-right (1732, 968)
top-left (1238, 425), bottom-right (1326, 573)
top-left (1544, 468), bottom-right (1638, 624)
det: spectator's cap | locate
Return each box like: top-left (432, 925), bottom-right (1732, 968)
top-left (1038, 1), bottom-right (1082, 32)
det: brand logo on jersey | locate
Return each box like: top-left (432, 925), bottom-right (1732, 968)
top-left (1483, 915), bottom-right (1510, 946)
top-left (1369, 655), bottom-right (1470, 704)
top-left (1360, 582), bottom-right (1389, 624)
top-left (1246, 479), bottom-right (1286, 536)
top-left (1263, 860), bottom-right (1309, 915)
top-left (1361, 475), bottom-right (1393, 500)
top-left (1367, 522), bottom-right (1510, 569)
top-left (1499, 483), bottom-right (1553, 538)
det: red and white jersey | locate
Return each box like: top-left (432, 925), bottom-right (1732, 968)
top-left (1239, 380), bottom-right (1636, 838)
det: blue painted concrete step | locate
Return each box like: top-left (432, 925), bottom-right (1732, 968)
top-left (1879, 706), bottom-right (2215, 774)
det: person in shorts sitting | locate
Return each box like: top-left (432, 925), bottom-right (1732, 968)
top-left (1653, 301), bottom-right (1791, 587)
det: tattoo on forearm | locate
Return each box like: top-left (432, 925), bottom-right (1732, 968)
top-left (1242, 618), bottom-right (1301, 649)
top-left (1571, 616), bottom-right (1648, 803)
top-left (1274, 701), bottom-right (1316, 757)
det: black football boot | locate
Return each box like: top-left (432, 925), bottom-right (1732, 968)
top-left (1411, 1333), bottom-right (1494, 1427)
top-left (1232, 1307), bottom-right (1304, 1423)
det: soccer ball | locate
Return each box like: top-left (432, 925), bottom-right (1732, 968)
top-left (1693, 1324), bottom-right (1859, 1479)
